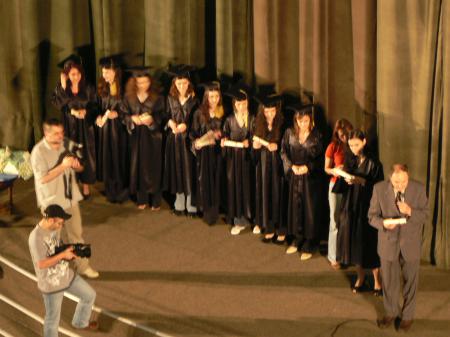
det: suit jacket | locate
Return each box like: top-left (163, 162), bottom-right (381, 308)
top-left (368, 179), bottom-right (428, 262)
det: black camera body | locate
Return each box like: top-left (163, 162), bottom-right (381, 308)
top-left (64, 139), bottom-right (83, 161)
top-left (54, 243), bottom-right (91, 258)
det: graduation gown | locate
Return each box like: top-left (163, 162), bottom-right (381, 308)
top-left (51, 83), bottom-right (98, 184)
top-left (163, 95), bottom-right (198, 201)
top-left (96, 91), bottom-right (129, 202)
top-left (253, 129), bottom-right (284, 234)
top-left (222, 113), bottom-right (254, 223)
top-left (190, 110), bottom-right (223, 225)
top-left (123, 94), bottom-right (164, 197)
top-left (280, 128), bottom-right (324, 246)
top-left (336, 155), bottom-right (384, 268)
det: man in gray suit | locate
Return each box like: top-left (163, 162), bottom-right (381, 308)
top-left (368, 164), bottom-right (428, 332)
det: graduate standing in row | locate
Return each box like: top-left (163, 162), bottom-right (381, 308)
top-left (163, 65), bottom-right (199, 216)
top-left (281, 106), bottom-right (324, 260)
top-left (221, 88), bottom-right (254, 235)
top-left (190, 82), bottom-right (224, 225)
top-left (51, 56), bottom-right (98, 198)
top-left (95, 55), bottom-right (129, 203)
top-left (253, 95), bottom-right (286, 243)
top-left (336, 130), bottom-right (384, 295)
top-left (123, 67), bottom-right (165, 210)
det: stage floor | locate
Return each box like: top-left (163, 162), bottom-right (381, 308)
top-left (1, 179), bottom-right (449, 337)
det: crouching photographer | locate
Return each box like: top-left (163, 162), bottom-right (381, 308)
top-left (29, 204), bottom-right (98, 337)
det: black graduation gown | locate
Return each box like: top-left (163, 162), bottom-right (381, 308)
top-left (96, 91), bottom-right (129, 202)
top-left (280, 128), bottom-right (324, 248)
top-left (253, 129), bottom-right (284, 234)
top-left (222, 113), bottom-right (254, 223)
top-left (51, 83), bottom-right (98, 184)
top-left (123, 95), bottom-right (164, 198)
top-left (336, 155), bottom-right (384, 268)
top-left (163, 95), bottom-right (198, 201)
top-left (190, 110), bottom-right (223, 225)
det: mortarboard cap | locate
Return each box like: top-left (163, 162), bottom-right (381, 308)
top-left (125, 66), bottom-right (153, 77)
top-left (165, 64), bottom-right (197, 80)
top-left (286, 103), bottom-right (315, 116)
top-left (198, 81), bottom-right (221, 91)
top-left (254, 94), bottom-right (282, 108)
top-left (224, 87), bottom-right (248, 101)
top-left (99, 53), bottom-right (125, 69)
top-left (57, 54), bottom-right (82, 70)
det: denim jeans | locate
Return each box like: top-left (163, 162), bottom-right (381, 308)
top-left (42, 274), bottom-right (96, 337)
top-left (174, 193), bottom-right (197, 213)
top-left (328, 181), bottom-right (342, 263)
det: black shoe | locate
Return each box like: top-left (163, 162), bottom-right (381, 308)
top-left (172, 210), bottom-right (184, 216)
top-left (351, 280), bottom-right (368, 294)
top-left (373, 288), bottom-right (383, 297)
top-left (377, 316), bottom-right (395, 329)
top-left (261, 235), bottom-right (274, 243)
top-left (187, 212), bottom-right (198, 218)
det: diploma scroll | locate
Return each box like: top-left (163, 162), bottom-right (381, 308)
top-left (383, 218), bottom-right (407, 226)
top-left (252, 136), bottom-right (270, 148)
top-left (101, 109), bottom-right (111, 124)
top-left (139, 112), bottom-right (152, 122)
top-left (223, 140), bottom-right (244, 148)
top-left (196, 130), bottom-right (216, 147)
top-left (70, 109), bottom-right (80, 118)
top-left (332, 168), bottom-right (354, 180)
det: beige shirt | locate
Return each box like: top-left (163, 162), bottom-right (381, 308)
top-left (30, 138), bottom-right (83, 210)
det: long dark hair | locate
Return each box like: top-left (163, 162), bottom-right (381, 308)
top-left (63, 62), bottom-right (86, 94)
top-left (254, 104), bottom-right (283, 142)
top-left (344, 129), bottom-right (367, 170)
top-left (98, 67), bottom-right (122, 98)
top-left (124, 74), bottom-right (158, 103)
top-left (331, 118), bottom-right (353, 145)
top-left (169, 77), bottom-right (195, 99)
top-left (199, 88), bottom-right (224, 124)
top-left (293, 106), bottom-right (314, 137)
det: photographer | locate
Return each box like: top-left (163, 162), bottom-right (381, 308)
top-left (31, 118), bottom-right (99, 278)
top-left (29, 204), bottom-right (98, 336)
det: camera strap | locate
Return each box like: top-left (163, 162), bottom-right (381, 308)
top-left (63, 171), bottom-right (73, 200)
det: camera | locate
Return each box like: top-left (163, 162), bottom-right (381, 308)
top-left (54, 243), bottom-right (91, 258)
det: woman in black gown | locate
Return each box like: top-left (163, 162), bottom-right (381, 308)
top-left (280, 106), bottom-right (324, 260)
top-left (123, 68), bottom-right (164, 210)
top-left (252, 95), bottom-right (285, 243)
top-left (220, 89), bottom-right (254, 235)
top-left (336, 129), bottom-right (384, 295)
top-left (190, 82), bottom-right (224, 225)
top-left (163, 66), bottom-right (198, 217)
top-left (95, 56), bottom-right (129, 203)
top-left (51, 56), bottom-right (97, 198)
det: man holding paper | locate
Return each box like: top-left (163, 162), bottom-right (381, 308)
top-left (368, 164), bottom-right (428, 332)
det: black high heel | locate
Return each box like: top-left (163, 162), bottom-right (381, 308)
top-left (351, 279), bottom-right (367, 293)
top-left (373, 288), bottom-right (383, 297)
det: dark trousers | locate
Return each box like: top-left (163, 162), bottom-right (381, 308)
top-left (381, 254), bottom-right (420, 320)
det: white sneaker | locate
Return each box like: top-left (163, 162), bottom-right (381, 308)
top-left (81, 267), bottom-right (99, 279)
top-left (285, 245), bottom-right (298, 255)
top-left (252, 225), bottom-right (261, 234)
top-left (231, 225), bottom-right (246, 235)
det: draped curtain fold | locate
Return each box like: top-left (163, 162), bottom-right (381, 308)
top-left (0, 0), bottom-right (448, 267)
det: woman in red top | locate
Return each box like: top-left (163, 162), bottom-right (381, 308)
top-left (324, 119), bottom-right (353, 269)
